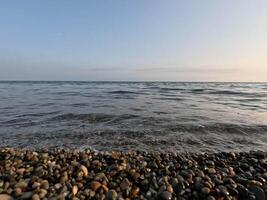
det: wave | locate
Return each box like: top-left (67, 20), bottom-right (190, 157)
top-left (50, 113), bottom-right (114, 123)
top-left (49, 113), bottom-right (139, 123)
top-left (208, 90), bottom-right (254, 96)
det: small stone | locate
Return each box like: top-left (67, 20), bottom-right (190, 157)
top-left (133, 172), bottom-right (141, 181)
top-left (92, 160), bottom-right (101, 166)
top-left (72, 185), bottom-right (78, 195)
top-left (0, 194), bottom-right (14, 200)
top-left (39, 189), bottom-right (48, 198)
top-left (40, 180), bottom-right (49, 190)
top-left (60, 172), bottom-right (68, 183)
top-left (201, 187), bottom-right (210, 194)
top-left (131, 187), bottom-right (140, 198)
top-left (207, 195), bottom-right (216, 200)
top-left (80, 165), bottom-right (88, 176)
top-left (208, 168), bottom-right (216, 174)
top-left (102, 184), bottom-right (109, 192)
top-left (15, 187), bottom-right (22, 196)
top-left (146, 190), bottom-right (152, 198)
top-left (17, 168), bottom-right (25, 175)
top-left (32, 194), bottom-right (40, 200)
top-left (249, 180), bottom-right (263, 187)
top-left (248, 185), bottom-right (266, 200)
top-left (91, 181), bottom-right (102, 191)
top-left (167, 185), bottom-right (173, 193)
top-left (218, 185), bottom-right (229, 196)
top-left (32, 182), bottom-right (41, 189)
top-left (15, 180), bottom-right (27, 189)
top-left (106, 190), bottom-right (117, 200)
top-left (120, 178), bottom-right (131, 190)
top-left (160, 191), bottom-right (172, 200)
top-left (0, 180), bottom-right (4, 187)
top-left (20, 192), bottom-right (33, 199)
top-left (54, 183), bottom-right (62, 190)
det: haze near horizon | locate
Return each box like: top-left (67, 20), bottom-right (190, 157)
top-left (0, 0), bottom-right (267, 81)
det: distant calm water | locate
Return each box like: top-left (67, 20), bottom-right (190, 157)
top-left (0, 81), bottom-right (266, 152)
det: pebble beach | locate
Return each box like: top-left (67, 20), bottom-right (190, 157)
top-left (0, 148), bottom-right (267, 200)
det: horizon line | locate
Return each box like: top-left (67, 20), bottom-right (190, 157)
top-left (0, 80), bottom-right (266, 83)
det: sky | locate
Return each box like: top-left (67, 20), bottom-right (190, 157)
top-left (0, 0), bottom-right (267, 81)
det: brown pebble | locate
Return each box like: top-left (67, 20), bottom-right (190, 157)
top-left (207, 195), bottom-right (216, 200)
top-left (120, 178), bottom-right (131, 190)
top-left (40, 180), bottom-right (49, 190)
top-left (32, 182), bottom-right (41, 189)
top-left (0, 194), bottom-right (14, 200)
top-left (32, 194), bottom-right (40, 200)
top-left (17, 168), bottom-right (25, 175)
top-left (208, 168), bottom-right (216, 174)
top-left (202, 187), bottom-right (210, 194)
top-left (80, 165), bottom-right (88, 176)
top-left (15, 187), bottom-right (22, 197)
top-left (91, 181), bottom-right (102, 191)
top-left (106, 190), bottom-right (117, 200)
top-left (72, 185), bottom-right (78, 195)
top-left (131, 187), bottom-right (140, 198)
top-left (102, 184), bottom-right (109, 192)
top-left (92, 160), bottom-right (101, 166)
top-left (133, 172), bottom-right (141, 181)
top-left (38, 189), bottom-right (47, 198)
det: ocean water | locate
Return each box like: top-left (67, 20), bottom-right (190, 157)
top-left (0, 81), bottom-right (266, 152)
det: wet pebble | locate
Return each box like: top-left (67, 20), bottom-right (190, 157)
top-left (160, 191), bottom-right (172, 200)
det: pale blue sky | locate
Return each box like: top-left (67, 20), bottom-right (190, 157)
top-left (0, 0), bottom-right (267, 81)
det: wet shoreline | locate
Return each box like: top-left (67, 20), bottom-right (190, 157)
top-left (0, 148), bottom-right (266, 199)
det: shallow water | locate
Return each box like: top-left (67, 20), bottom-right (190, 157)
top-left (0, 81), bottom-right (266, 152)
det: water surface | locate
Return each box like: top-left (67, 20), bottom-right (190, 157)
top-left (0, 81), bottom-right (266, 152)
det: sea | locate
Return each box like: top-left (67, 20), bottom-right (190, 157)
top-left (0, 81), bottom-right (266, 152)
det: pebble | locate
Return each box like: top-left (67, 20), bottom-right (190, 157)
top-left (38, 189), bottom-right (47, 198)
top-left (72, 185), bottom-right (78, 195)
top-left (31, 194), bottom-right (40, 200)
top-left (160, 191), bottom-right (172, 200)
top-left (131, 187), bottom-right (140, 197)
top-left (248, 185), bottom-right (266, 200)
top-left (19, 192), bottom-right (33, 199)
top-left (91, 181), bottom-right (102, 191)
top-left (201, 187), bottom-right (210, 194)
top-left (32, 182), bottom-right (40, 189)
top-left (0, 194), bottom-right (13, 200)
top-left (106, 190), bottom-right (117, 200)
top-left (120, 178), bottom-right (131, 190)
top-left (80, 165), bottom-right (88, 176)
top-left (40, 180), bottom-right (49, 190)
top-left (167, 185), bottom-right (173, 193)
top-left (14, 187), bottom-right (22, 196)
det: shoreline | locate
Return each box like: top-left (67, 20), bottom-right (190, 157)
top-left (0, 148), bottom-right (266, 199)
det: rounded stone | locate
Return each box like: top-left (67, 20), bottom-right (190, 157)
top-left (15, 187), bottom-right (22, 197)
top-left (32, 194), bottom-right (40, 200)
top-left (201, 187), bottom-right (210, 194)
top-left (167, 185), bottom-right (173, 193)
top-left (106, 190), bottom-right (117, 200)
top-left (131, 187), bottom-right (140, 198)
top-left (91, 181), bottom-right (102, 191)
top-left (248, 185), bottom-right (266, 200)
top-left (120, 178), bottom-right (131, 190)
top-left (160, 191), bottom-right (172, 200)
top-left (80, 165), bottom-right (88, 176)
top-left (0, 194), bottom-right (14, 200)
top-left (72, 185), bottom-right (78, 195)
